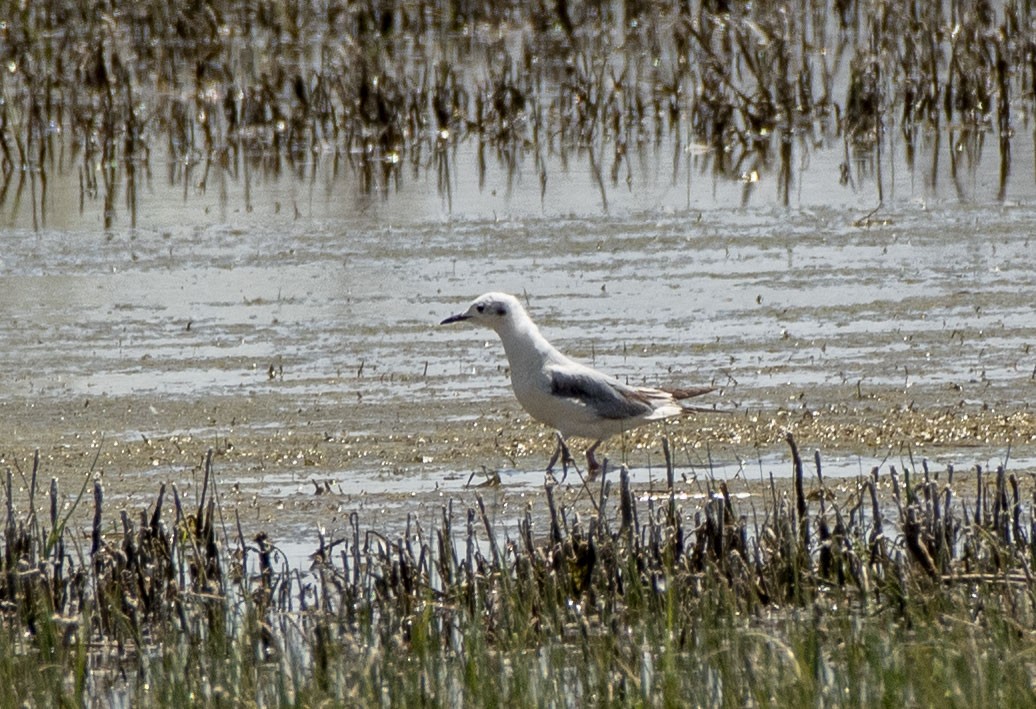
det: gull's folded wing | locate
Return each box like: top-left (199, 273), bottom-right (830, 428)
top-left (549, 369), bottom-right (654, 420)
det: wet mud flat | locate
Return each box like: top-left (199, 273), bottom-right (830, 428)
top-left (3, 204), bottom-right (1036, 544)
top-left (2, 371), bottom-right (1033, 552)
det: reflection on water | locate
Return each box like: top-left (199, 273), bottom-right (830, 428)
top-left (2, 2), bottom-right (1035, 228)
top-left (3, 128), bottom-right (1036, 230)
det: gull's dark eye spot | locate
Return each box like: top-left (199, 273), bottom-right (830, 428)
top-left (495, 305), bottom-right (507, 316)
top-left (476, 304), bottom-right (485, 313)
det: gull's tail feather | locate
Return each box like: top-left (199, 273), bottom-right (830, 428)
top-left (662, 386), bottom-right (731, 415)
top-left (663, 386), bottom-right (715, 401)
top-left (637, 385), bottom-right (719, 421)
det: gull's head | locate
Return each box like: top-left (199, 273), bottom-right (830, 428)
top-left (440, 292), bottom-right (526, 333)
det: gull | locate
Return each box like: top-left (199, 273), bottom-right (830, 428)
top-left (440, 292), bottom-right (714, 476)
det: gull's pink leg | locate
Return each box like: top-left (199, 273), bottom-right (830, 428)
top-left (545, 432), bottom-right (578, 481)
top-left (546, 435), bottom-right (562, 473)
top-left (585, 440), bottom-right (603, 478)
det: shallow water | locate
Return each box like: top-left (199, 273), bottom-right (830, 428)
top-left (5, 172), bottom-right (1033, 410)
top-left (2, 133), bottom-right (1035, 547)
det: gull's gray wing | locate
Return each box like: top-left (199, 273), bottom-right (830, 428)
top-left (549, 368), bottom-right (653, 420)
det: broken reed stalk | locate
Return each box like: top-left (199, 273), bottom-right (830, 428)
top-left (663, 435), bottom-right (676, 526)
top-left (786, 431), bottom-right (809, 548)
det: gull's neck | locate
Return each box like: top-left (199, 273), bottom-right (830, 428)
top-left (495, 311), bottom-right (563, 375)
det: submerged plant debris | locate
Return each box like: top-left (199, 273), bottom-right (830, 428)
top-left (2, 436), bottom-right (1035, 705)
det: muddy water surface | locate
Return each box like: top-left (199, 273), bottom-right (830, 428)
top-left (2, 146), bottom-right (1036, 549)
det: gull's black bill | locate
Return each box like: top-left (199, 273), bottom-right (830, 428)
top-left (440, 313), bottom-right (470, 325)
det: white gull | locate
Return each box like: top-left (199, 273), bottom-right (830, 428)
top-left (440, 292), bottom-right (714, 475)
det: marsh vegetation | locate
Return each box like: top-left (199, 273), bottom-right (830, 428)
top-left (1, 0), bottom-right (1034, 226)
top-left (3, 437), bottom-right (1036, 705)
